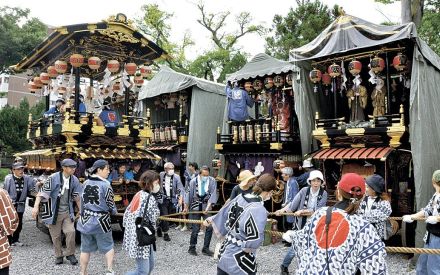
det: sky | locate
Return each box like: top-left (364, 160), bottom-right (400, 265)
top-left (2, 0), bottom-right (401, 60)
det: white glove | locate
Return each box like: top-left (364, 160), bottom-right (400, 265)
top-left (426, 216), bottom-right (439, 224)
top-left (282, 230), bottom-right (295, 243)
top-left (402, 215), bottom-right (414, 223)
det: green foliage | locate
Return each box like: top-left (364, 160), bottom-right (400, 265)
top-left (0, 99), bottom-right (45, 155)
top-left (0, 168), bottom-right (9, 182)
top-left (419, 1), bottom-right (440, 55)
top-left (136, 4), bottom-right (193, 73)
top-left (0, 6), bottom-right (47, 73)
top-left (265, 0), bottom-right (338, 60)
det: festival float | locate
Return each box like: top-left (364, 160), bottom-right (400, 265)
top-left (290, 11), bottom-right (440, 246)
top-left (138, 66), bottom-right (225, 174)
top-left (10, 13), bottom-right (167, 231)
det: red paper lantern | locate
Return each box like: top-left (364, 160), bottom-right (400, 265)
top-left (125, 63), bottom-right (137, 75)
top-left (348, 60), bottom-right (362, 75)
top-left (322, 73), bottom-right (332, 86)
top-left (88, 56), bottom-right (101, 70)
top-left (285, 74), bottom-right (293, 86)
top-left (370, 56), bottom-right (385, 74)
top-left (28, 81), bottom-right (38, 93)
top-left (54, 60), bottom-right (68, 74)
top-left (47, 66), bottom-right (58, 78)
top-left (39, 73), bottom-right (50, 85)
top-left (134, 73), bottom-right (144, 87)
top-left (140, 65), bottom-right (152, 79)
top-left (309, 68), bottom-right (322, 83)
top-left (264, 77), bottom-right (274, 89)
top-left (33, 76), bottom-right (43, 88)
top-left (328, 63), bottom-right (341, 78)
top-left (274, 75), bottom-right (284, 87)
top-left (393, 53), bottom-right (408, 71)
top-left (69, 54), bottom-right (84, 68)
top-left (107, 60), bottom-right (120, 73)
top-left (244, 81), bottom-right (253, 92)
top-left (253, 79), bottom-right (263, 91)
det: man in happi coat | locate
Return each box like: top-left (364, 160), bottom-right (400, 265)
top-left (156, 162), bottom-right (184, 241)
top-left (32, 158), bottom-right (82, 265)
top-left (184, 165), bottom-right (218, 256)
top-left (3, 162), bottom-right (36, 246)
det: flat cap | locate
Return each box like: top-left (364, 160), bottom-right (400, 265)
top-left (12, 162), bottom-right (25, 169)
top-left (90, 159), bottom-right (109, 174)
top-left (61, 158), bottom-right (77, 167)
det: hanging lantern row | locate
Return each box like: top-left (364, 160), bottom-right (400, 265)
top-left (308, 53), bottom-right (408, 86)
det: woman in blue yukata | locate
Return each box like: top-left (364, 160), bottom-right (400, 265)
top-left (204, 173), bottom-right (277, 275)
top-left (403, 170), bottom-right (440, 275)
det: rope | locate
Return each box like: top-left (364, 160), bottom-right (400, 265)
top-left (157, 212), bottom-right (440, 255)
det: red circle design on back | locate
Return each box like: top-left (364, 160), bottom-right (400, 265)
top-left (315, 212), bottom-right (350, 249)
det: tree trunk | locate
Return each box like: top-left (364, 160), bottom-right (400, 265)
top-left (411, 0), bottom-right (424, 28)
top-left (401, 0), bottom-right (412, 24)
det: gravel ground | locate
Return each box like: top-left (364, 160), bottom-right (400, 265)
top-left (9, 206), bottom-right (417, 275)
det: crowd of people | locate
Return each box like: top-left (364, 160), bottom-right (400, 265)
top-left (0, 157), bottom-right (440, 275)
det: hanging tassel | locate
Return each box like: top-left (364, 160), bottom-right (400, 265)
top-left (341, 60), bottom-right (347, 91)
top-left (103, 68), bottom-right (112, 88)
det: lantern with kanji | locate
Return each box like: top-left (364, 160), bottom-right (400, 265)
top-left (244, 81), bottom-right (253, 92)
top-left (393, 53), bottom-right (408, 71)
top-left (285, 74), bottom-right (293, 86)
top-left (125, 63), bottom-right (137, 75)
top-left (309, 68), bottom-right (322, 83)
top-left (322, 73), bottom-right (331, 86)
top-left (88, 56), bottom-right (101, 70)
top-left (107, 60), bottom-right (120, 73)
top-left (348, 60), bottom-right (362, 76)
top-left (253, 79), bottom-right (263, 91)
top-left (264, 77), bottom-right (274, 89)
top-left (28, 81), bottom-right (38, 93)
top-left (328, 63), bottom-right (341, 78)
top-left (39, 73), bottom-right (50, 85)
top-left (69, 54), bottom-right (84, 67)
top-left (140, 65), bottom-right (152, 79)
top-left (134, 73), bottom-right (144, 87)
top-left (274, 75), bottom-right (284, 87)
top-left (47, 66), bottom-right (58, 78)
top-left (370, 56), bottom-right (385, 74)
top-left (54, 60), bottom-right (68, 74)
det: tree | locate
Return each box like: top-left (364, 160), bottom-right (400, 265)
top-left (136, 4), bottom-right (194, 73)
top-left (193, 3), bottom-right (265, 82)
top-left (375, 0), bottom-right (424, 26)
top-left (419, 1), bottom-right (440, 54)
top-left (0, 6), bottom-right (47, 73)
top-left (376, 0), bottom-right (440, 55)
top-left (265, 0), bottom-right (338, 60)
top-left (0, 99), bottom-right (45, 155)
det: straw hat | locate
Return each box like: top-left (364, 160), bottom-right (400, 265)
top-left (238, 170), bottom-right (257, 187)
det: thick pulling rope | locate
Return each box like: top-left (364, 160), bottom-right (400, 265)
top-left (158, 211), bottom-right (438, 255)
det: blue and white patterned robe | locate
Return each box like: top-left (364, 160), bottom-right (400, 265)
top-left (357, 196), bottom-right (392, 240)
top-left (77, 176), bottom-right (117, 234)
top-left (3, 174), bottom-right (36, 213)
top-left (157, 172), bottom-right (184, 205)
top-left (38, 171), bottom-right (82, 225)
top-left (209, 194), bottom-right (267, 275)
top-left (184, 175), bottom-right (218, 211)
top-left (123, 190), bottom-right (160, 259)
top-left (290, 207), bottom-right (387, 274)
